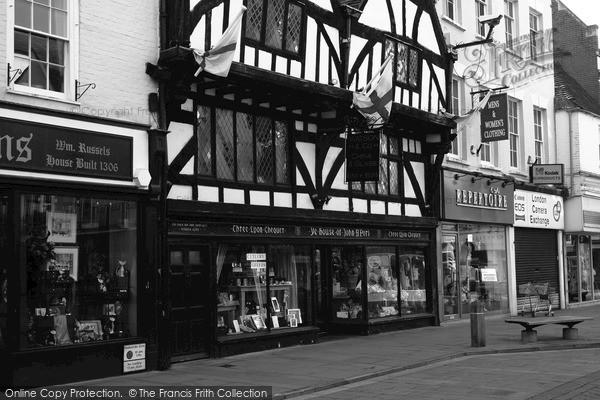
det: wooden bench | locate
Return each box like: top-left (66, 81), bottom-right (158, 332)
top-left (505, 316), bottom-right (593, 343)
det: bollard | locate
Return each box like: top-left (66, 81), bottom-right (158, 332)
top-left (470, 300), bottom-right (486, 347)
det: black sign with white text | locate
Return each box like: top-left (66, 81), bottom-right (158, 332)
top-left (480, 93), bottom-right (508, 142)
top-left (0, 118), bottom-right (133, 180)
top-left (345, 130), bottom-right (380, 182)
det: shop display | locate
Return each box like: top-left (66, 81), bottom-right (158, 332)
top-left (23, 195), bottom-right (137, 348)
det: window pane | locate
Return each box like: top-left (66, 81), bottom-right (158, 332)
top-left (389, 137), bottom-right (399, 156)
top-left (399, 249), bottom-right (426, 314)
top-left (31, 60), bottom-right (47, 89)
top-left (367, 247), bottom-right (398, 318)
top-left (275, 121), bottom-right (289, 184)
top-left (389, 161), bottom-right (399, 195)
top-left (197, 106), bottom-right (212, 176)
top-left (265, 0), bottom-right (285, 49)
top-left (48, 64), bottom-right (64, 92)
top-left (33, 3), bottom-right (50, 33)
top-left (216, 109), bottom-right (235, 180)
top-left (396, 43), bottom-right (407, 83)
top-left (48, 37), bottom-right (64, 65)
top-left (14, 57), bottom-right (30, 86)
top-left (285, 3), bottom-right (302, 53)
top-left (15, 0), bottom-right (32, 29)
top-left (34, 0), bottom-right (50, 5)
top-left (256, 117), bottom-right (274, 184)
top-left (332, 247), bottom-right (364, 320)
top-left (245, 0), bottom-right (262, 41)
top-left (365, 181), bottom-right (376, 194)
top-left (51, 9), bottom-right (68, 37)
top-left (31, 33), bottom-right (47, 61)
top-left (408, 49), bottom-right (419, 87)
top-left (22, 195), bottom-right (138, 348)
top-left (52, 0), bottom-right (67, 10)
top-left (237, 112), bottom-right (254, 182)
top-left (15, 30), bottom-right (30, 56)
top-left (378, 160), bottom-right (389, 195)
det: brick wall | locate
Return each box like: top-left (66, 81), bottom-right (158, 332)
top-left (552, 0), bottom-right (600, 104)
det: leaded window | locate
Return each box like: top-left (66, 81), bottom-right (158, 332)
top-left (352, 132), bottom-right (402, 197)
top-left (196, 105), bottom-right (290, 185)
top-left (385, 38), bottom-right (421, 91)
top-left (245, 0), bottom-right (303, 57)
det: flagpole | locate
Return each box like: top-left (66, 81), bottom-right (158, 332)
top-left (363, 55), bottom-right (393, 94)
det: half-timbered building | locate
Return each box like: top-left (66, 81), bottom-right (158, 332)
top-left (148, 0), bottom-right (455, 361)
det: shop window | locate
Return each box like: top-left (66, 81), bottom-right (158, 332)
top-left (245, 0), bottom-right (304, 58)
top-left (399, 248), bottom-right (426, 314)
top-left (216, 243), bottom-right (311, 336)
top-left (8, 0), bottom-right (79, 100)
top-left (0, 196), bottom-right (8, 349)
top-left (21, 194), bottom-right (137, 348)
top-left (366, 247), bottom-right (398, 318)
top-left (197, 105), bottom-right (291, 186)
top-left (331, 247), bottom-right (365, 320)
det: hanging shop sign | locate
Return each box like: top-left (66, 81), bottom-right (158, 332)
top-left (0, 117), bottom-right (133, 180)
top-left (514, 189), bottom-right (564, 229)
top-left (480, 93), bottom-right (508, 142)
top-left (169, 220), bottom-right (430, 241)
top-left (345, 129), bottom-right (380, 182)
top-left (442, 170), bottom-right (514, 224)
top-left (529, 163), bottom-right (564, 185)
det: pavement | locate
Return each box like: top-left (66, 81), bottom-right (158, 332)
top-left (79, 304), bottom-right (600, 399)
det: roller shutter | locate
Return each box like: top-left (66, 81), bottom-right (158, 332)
top-left (515, 228), bottom-right (559, 291)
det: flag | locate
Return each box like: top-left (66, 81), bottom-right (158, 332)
top-left (440, 89), bottom-right (492, 134)
top-left (192, 6), bottom-right (246, 77)
top-left (352, 56), bottom-right (394, 127)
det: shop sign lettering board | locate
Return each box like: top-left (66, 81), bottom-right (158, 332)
top-left (480, 93), bottom-right (508, 142)
top-left (345, 129), bottom-right (380, 182)
top-left (514, 189), bottom-right (564, 230)
top-left (529, 164), bottom-right (564, 185)
top-left (0, 118), bottom-right (132, 180)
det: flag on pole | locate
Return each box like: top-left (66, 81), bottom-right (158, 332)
top-left (352, 56), bottom-right (394, 127)
top-left (447, 89), bottom-right (492, 135)
top-left (192, 6), bottom-right (246, 77)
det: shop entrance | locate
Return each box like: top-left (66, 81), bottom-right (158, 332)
top-left (168, 245), bottom-right (211, 360)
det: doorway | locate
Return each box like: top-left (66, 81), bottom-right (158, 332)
top-left (168, 245), bottom-right (211, 360)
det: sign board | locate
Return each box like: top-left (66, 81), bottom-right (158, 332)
top-left (123, 343), bottom-right (146, 373)
top-left (480, 93), bottom-right (508, 142)
top-left (345, 130), bottom-right (380, 182)
top-left (0, 118), bottom-right (133, 180)
top-left (514, 189), bottom-right (564, 230)
top-left (529, 164), bottom-right (564, 185)
top-left (480, 268), bottom-right (498, 282)
top-left (250, 261), bottom-right (267, 269)
top-left (246, 253), bottom-right (266, 261)
top-left (442, 170), bottom-right (514, 225)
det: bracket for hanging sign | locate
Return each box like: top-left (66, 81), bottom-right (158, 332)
top-left (75, 79), bottom-right (97, 100)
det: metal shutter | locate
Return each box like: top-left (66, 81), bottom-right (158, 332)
top-left (514, 228), bottom-right (559, 289)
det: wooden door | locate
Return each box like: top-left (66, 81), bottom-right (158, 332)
top-left (169, 245), bottom-right (211, 360)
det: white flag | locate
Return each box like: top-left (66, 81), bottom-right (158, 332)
top-left (352, 56), bottom-right (394, 127)
top-left (192, 6), bottom-right (246, 77)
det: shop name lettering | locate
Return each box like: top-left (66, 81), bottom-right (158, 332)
top-left (0, 133), bottom-right (33, 162)
top-left (388, 231), bottom-right (422, 239)
top-left (309, 228), bottom-right (371, 237)
top-left (46, 139), bottom-right (118, 172)
top-left (232, 225), bottom-right (286, 235)
top-left (455, 187), bottom-right (508, 210)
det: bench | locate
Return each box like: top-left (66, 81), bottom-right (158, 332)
top-left (505, 316), bottom-right (593, 343)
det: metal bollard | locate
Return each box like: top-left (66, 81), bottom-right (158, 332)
top-left (470, 300), bottom-right (486, 347)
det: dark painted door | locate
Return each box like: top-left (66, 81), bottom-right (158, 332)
top-left (169, 245), bottom-right (211, 360)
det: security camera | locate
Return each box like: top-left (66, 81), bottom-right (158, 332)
top-left (478, 14), bottom-right (503, 26)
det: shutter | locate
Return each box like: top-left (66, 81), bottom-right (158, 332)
top-left (514, 228), bottom-right (559, 290)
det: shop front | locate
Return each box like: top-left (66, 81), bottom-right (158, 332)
top-left (167, 202), bottom-right (437, 358)
top-left (439, 169), bottom-right (514, 320)
top-left (513, 189), bottom-right (564, 310)
top-left (0, 106), bottom-right (153, 388)
top-left (564, 197), bottom-right (600, 305)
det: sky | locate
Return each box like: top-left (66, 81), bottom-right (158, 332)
top-left (560, 0), bottom-right (600, 29)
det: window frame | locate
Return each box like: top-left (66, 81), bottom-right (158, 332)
top-left (385, 37), bottom-right (422, 92)
top-left (7, 0), bottom-right (79, 101)
top-left (508, 99), bottom-right (520, 168)
top-left (529, 9), bottom-right (541, 61)
top-left (445, 0), bottom-right (462, 23)
top-left (196, 104), bottom-right (292, 187)
top-left (533, 107), bottom-right (544, 164)
top-left (243, 0), bottom-right (306, 60)
top-left (504, 0), bottom-right (517, 49)
top-left (449, 78), bottom-right (462, 157)
top-left (475, 0), bottom-right (488, 37)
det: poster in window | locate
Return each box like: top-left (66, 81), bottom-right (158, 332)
top-left (51, 247), bottom-right (79, 281)
top-left (47, 212), bottom-right (77, 243)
